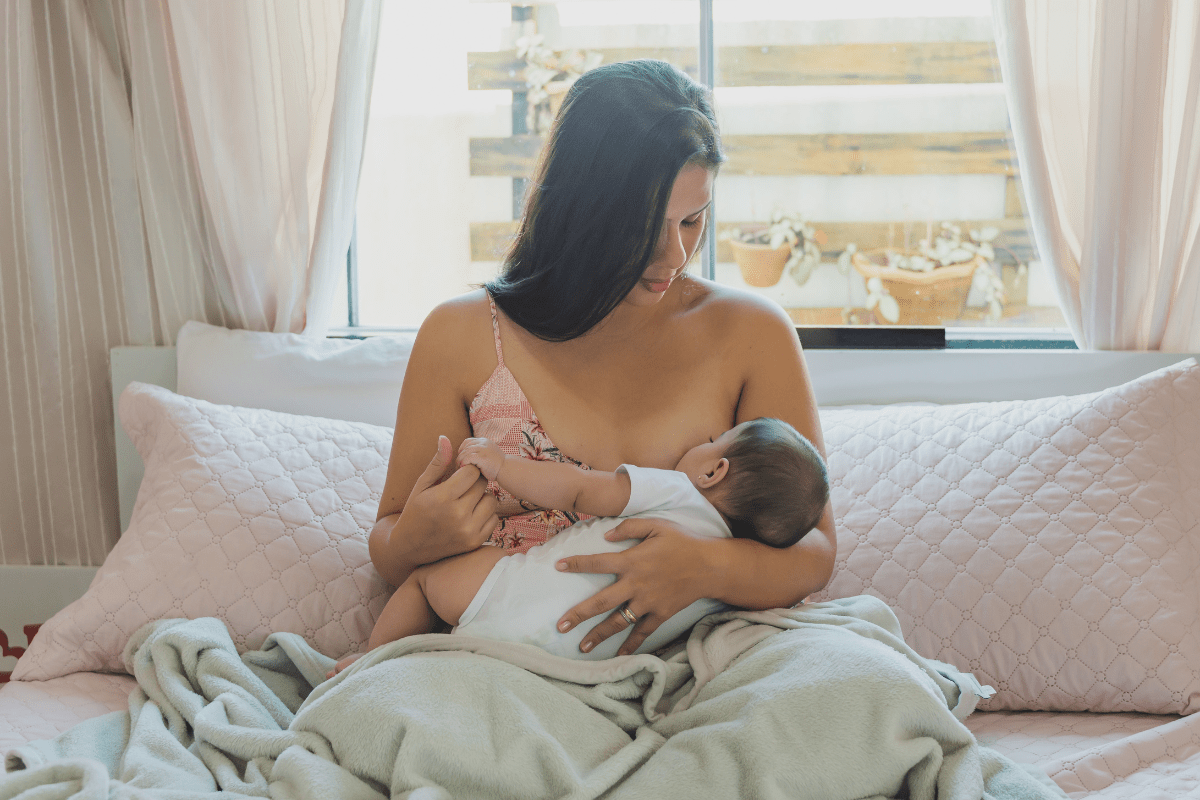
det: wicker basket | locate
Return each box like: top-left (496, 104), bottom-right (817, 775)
top-left (852, 250), bottom-right (984, 325)
top-left (730, 240), bottom-right (790, 287)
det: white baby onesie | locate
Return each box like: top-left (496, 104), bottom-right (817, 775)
top-left (453, 464), bottom-right (732, 660)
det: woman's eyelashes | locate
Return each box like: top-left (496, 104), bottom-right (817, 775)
top-left (682, 215), bottom-right (703, 228)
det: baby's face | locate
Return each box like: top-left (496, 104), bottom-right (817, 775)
top-left (674, 420), bottom-right (752, 481)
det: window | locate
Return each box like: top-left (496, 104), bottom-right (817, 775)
top-left (341, 0), bottom-right (1069, 341)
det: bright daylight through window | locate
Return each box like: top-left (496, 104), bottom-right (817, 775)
top-left (338, 0), bottom-right (1069, 337)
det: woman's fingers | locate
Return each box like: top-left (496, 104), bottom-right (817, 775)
top-left (413, 460), bottom-right (494, 550)
top-left (564, 519), bottom-right (712, 654)
top-left (469, 490), bottom-right (499, 545)
top-left (555, 552), bottom-right (624, 576)
top-left (615, 615), bottom-right (658, 657)
top-left (556, 552), bottom-right (636, 651)
top-left (478, 513), bottom-right (500, 544)
top-left (472, 482), bottom-right (497, 515)
top-left (433, 463), bottom-right (487, 501)
top-left (409, 435), bottom-right (455, 497)
top-left (562, 599), bottom-right (660, 656)
top-left (556, 584), bottom-right (627, 639)
top-left (606, 517), bottom-right (656, 542)
top-left (584, 606), bottom-right (661, 656)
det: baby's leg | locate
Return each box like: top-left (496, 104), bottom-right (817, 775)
top-left (330, 546), bottom-right (508, 678)
top-left (368, 545), bottom-right (506, 650)
top-left (330, 572), bottom-right (440, 678)
top-left (366, 570), bottom-right (441, 650)
top-left (417, 545), bottom-right (507, 628)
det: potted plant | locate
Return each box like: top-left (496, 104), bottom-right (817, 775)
top-left (845, 224), bottom-right (1013, 325)
top-left (517, 33), bottom-right (603, 135)
top-left (721, 211), bottom-right (824, 288)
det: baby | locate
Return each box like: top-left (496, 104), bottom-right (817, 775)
top-left (330, 417), bottom-right (829, 675)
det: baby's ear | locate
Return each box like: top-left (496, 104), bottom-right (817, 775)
top-left (697, 457), bottom-right (729, 489)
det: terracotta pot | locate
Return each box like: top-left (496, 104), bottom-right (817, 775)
top-left (730, 240), bottom-right (790, 287)
top-left (852, 250), bottom-right (985, 325)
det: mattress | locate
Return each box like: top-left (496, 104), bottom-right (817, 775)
top-left (966, 711), bottom-right (1200, 799)
top-left (0, 672), bottom-right (136, 753)
top-left (3, 672), bottom-right (1200, 797)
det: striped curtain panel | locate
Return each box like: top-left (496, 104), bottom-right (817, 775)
top-left (0, 0), bottom-right (381, 566)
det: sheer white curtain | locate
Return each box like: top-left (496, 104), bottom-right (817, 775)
top-left (994, 0), bottom-right (1200, 351)
top-left (0, 1), bottom-right (380, 565)
top-left (166, 0), bottom-right (379, 335)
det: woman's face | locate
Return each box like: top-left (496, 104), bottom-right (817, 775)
top-left (626, 164), bottom-right (714, 306)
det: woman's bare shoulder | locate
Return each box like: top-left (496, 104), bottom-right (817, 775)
top-left (420, 289), bottom-right (491, 331)
top-left (680, 277), bottom-right (796, 342)
top-left (409, 289), bottom-right (497, 398)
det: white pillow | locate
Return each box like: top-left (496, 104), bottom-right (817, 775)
top-left (812, 358), bottom-right (1200, 714)
top-left (176, 321), bottom-right (414, 427)
top-left (13, 383), bottom-right (393, 681)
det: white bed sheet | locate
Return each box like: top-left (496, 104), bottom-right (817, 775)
top-left (3, 671), bottom-right (1200, 797)
top-left (965, 710), bottom-right (1200, 798)
top-left (1039, 713), bottom-right (1200, 799)
top-left (965, 710), bottom-right (1180, 765)
top-left (0, 673), bottom-right (136, 754)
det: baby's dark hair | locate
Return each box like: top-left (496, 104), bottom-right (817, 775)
top-left (718, 418), bottom-right (829, 548)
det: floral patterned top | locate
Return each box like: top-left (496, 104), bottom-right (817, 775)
top-left (468, 295), bottom-right (595, 553)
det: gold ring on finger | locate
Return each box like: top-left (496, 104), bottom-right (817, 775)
top-left (619, 605), bottom-right (638, 626)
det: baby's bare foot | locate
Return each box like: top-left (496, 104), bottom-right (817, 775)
top-left (326, 653), bottom-right (363, 679)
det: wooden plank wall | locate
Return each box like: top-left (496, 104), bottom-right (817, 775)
top-left (466, 33), bottom-right (1030, 268)
top-left (468, 42), bottom-right (1001, 89)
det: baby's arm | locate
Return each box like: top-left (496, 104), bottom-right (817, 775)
top-left (457, 438), bottom-right (630, 517)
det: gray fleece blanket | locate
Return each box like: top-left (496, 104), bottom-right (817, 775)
top-left (1, 595), bottom-right (1065, 800)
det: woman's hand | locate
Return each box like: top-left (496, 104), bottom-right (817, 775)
top-left (399, 435), bottom-right (499, 562)
top-left (554, 517), bottom-right (720, 656)
top-left (456, 437), bottom-right (504, 482)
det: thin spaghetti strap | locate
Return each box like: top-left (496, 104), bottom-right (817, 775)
top-left (486, 292), bottom-right (505, 366)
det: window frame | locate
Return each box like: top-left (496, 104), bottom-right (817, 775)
top-left (339, 0), bottom-right (1073, 351)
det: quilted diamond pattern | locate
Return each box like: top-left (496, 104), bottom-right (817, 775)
top-left (811, 359), bottom-right (1200, 714)
top-left (1044, 713), bottom-right (1200, 798)
top-left (964, 710), bottom-right (1177, 765)
top-left (12, 383), bottom-right (393, 681)
top-left (0, 674), bottom-right (137, 752)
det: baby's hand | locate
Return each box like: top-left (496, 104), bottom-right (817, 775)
top-left (457, 438), bottom-right (504, 482)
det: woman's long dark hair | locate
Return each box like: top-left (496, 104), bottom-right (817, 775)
top-left (485, 59), bottom-right (725, 341)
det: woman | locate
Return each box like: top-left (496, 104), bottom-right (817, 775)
top-left (369, 59), bottom-right (836, 657)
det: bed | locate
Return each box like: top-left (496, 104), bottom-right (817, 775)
top-left (3, 322), bottom-right (1199, 798)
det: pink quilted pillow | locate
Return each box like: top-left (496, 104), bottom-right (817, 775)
top-left (13, 383), bottom-right (393, 681)
top-left (812, 358), bottom-right (1200, 714)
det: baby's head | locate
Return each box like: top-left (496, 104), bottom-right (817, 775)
top-left (674, 418), bottom-right (829, 548)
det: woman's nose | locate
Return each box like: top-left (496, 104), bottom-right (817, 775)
top-left (657, 223), bottom-right (686, 267)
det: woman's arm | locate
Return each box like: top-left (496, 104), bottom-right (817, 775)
top-left (369, 297), bottom-right (499, 586)
top-left (554, 293), bottom-right (836, 654)
top-left (458, 438), bottom-right (632, 518)
top-left (714, 296), bottom-right (837, 605)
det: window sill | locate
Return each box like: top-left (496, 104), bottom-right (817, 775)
top-left (794, 326), bottom-right (1077, 350)
top-left (946, 327), bottom-right (1077, 350)
top-left (331, 325), bottom-right (1078, 351)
